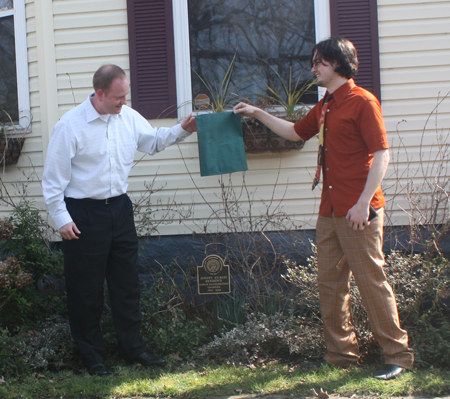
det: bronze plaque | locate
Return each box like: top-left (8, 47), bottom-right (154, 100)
top-left (197, 255), bottom-right (230, 295)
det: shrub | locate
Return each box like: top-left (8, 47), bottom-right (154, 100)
top-left (0, 327), bottom-right (29, 377)
top-left (139, 262), bottom-right (209, 358)
top-left (0, 201), bottom-right (65, 331)
top-left (1, 201), bottom-right (64, 281)
top-left (0, 316), bottom-right (75, 377)
top-left (199, 312), bottom-right (325, 365)
top-left (385, 251), bottom-right (450, 368)
top-left (282, 244), bottom-right (450, 368)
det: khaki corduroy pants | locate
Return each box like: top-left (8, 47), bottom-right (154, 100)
top-left (315, 209), bottom-right (414, 369)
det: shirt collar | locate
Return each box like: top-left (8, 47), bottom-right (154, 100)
top-left (84, 92), bottom-right (116, 123)
top-left (325, 78), bottom-right (355, 108)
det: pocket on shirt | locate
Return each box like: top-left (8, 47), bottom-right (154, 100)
top-left (118, 141), bottom-right (137, 165)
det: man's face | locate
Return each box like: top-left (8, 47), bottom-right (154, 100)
top-left (97, 77), bottom-right (129, 114)
top-left (311, 52), bottom-right (338, 89)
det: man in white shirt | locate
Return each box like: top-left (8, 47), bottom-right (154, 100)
top-left (42, 64), bottom-right (196, 376)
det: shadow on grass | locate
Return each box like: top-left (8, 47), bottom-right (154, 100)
top-left (1, 363), bottom-right (450, 399)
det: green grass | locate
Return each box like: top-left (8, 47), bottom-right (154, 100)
top-left (1, 362), bottom-right (450, 399)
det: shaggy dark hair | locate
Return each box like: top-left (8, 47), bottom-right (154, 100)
top-left (93, 64), bottom-right (126, 94)
top-left (311, 37), bottom-right (358, 79)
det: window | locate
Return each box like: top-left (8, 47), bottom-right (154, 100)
top-left (127, 0), bottom-right (329, 119)
top-left (127, 0), bottom-right (380, 120)
top-left (0, 0), bottom-right (30, 129)
top-left (188, 0), bottom-right (318, 109)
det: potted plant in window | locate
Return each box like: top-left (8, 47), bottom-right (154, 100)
top-left (0, 111), bottom-right (27, 166)
top-left (192, 53), bottom-right (252, 113)
top-left (242, 65), bottom-right (316, 153)
top-left (191, 54), bottom-right (253, 176)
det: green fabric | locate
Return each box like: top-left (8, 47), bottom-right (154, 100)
top-left (196, 112), bottom-right (248, 177)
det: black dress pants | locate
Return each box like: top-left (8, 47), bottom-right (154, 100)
top-left (63, 194), bottom-right (146, 366)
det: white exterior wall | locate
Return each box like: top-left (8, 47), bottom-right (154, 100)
top-left (378, 0), bottom-right (450, 226)
top-left (2, 0), bottom-right (449, 238)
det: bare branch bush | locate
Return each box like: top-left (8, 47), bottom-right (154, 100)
top-left (175, 141), bottom-right (314, 326)
top-left (201, 173), bottom-right (305, 319)
top-left (385, 91), bottom-right (450, 260)
top-left (0, 165), bottom-right (58, 250)
top-left (132, 174), bottom-right (194, 236)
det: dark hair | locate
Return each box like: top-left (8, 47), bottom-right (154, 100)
top-left (311, 37), bottom-right (358, 79)
top-left (93, 64), bottom-right (126, 93)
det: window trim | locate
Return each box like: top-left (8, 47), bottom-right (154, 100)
top-left (172, 0), bottom-right (330, 119)
top-left (0, 0), bottom-right (30, 131)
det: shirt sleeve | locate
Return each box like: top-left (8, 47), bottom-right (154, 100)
top-left (42, 121), bottom-right (75, 229)
top-left (358, 98), bottom-right (389, 153)
top-left (293, 102), bottom-right (322, 141)
top-left (133, 110), bottom-right (192, 154)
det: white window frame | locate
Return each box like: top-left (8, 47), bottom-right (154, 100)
top-left (0, 0), bottom-right (30, 131)
top-left (172, 0), bottom-right (330, 119)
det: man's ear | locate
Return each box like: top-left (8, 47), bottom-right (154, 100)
top-left (96, 89), bottom-right (105, 101)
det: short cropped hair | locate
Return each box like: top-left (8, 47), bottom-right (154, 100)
top-left (311, 37), bottom-right (358, 79)
top-left (93, 64), bottom-right (126, 94)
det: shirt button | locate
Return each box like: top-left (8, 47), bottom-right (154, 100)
top-left (327, 109), bottom-right (330, 112)
top-left (326, 168), bottom-right (329, 171)
top-left (329, 186), bottom-right (332, 189)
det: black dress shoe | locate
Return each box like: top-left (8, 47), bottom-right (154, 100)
top-left (87, 363), bottom-right (109, 376)
top-left (373, 364), bottom-right (405, 380)
top-left (134, 352), bottom-right (166, 367)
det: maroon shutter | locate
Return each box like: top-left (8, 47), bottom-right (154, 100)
top-left (127, 0), bottom-right (177, 119)
top-left (330, 0), bottom-right (381, 101)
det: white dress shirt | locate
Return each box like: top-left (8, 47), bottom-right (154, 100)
top-left (42, 94), bottom-right (191, 229)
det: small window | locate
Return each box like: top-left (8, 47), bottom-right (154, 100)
top-left (0, 0), bottom-right (30, 129)
top-left (188, 0), bottom-right (318, 110)
top-left (0, 13), bottom-right (19, 122)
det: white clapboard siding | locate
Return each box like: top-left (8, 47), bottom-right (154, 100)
top-left (378, 0), bottom-right (450, 226)
top-left (2, 0), bottom-right (450, 238)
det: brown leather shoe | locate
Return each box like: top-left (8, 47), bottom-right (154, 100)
top-left (372, 364), bottom-right (405, 380)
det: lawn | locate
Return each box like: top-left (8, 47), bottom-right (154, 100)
top-left (1, 362), bottom-right (449, 399)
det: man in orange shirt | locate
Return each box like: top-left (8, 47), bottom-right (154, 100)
top-left (234, 37), bottom-right (414, 380)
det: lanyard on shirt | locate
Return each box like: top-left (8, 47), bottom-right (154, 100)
top-left (312, 94), bottom-right (332, 190)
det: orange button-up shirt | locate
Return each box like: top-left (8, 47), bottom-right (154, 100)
top-left (294, 79), bottom-right (389, 217)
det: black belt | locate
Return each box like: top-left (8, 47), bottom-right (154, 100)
top-left (65, 194), bottom-right (124, 205)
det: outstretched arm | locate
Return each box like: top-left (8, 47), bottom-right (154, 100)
top-left (233, 103), bottom-right (301, 142)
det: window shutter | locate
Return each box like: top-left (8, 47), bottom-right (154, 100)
top-left (127, 0), bottom-right (177, 119)
top-left (329, 0), bottom-right (381, 101)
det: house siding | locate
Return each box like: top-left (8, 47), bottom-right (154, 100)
top-left (378, 0), bottom-right (450, 225)
top-left (2, 0), bottom-right (449, 238)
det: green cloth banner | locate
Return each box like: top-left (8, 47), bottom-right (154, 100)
top-left (196, 112), bottom-right (248, 177)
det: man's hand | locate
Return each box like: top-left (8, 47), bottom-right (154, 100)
top-left (59, 222), bottom-right (81, 240)
top-left (234, 102), bottom-right (300, 142)
top-left (181, 114), bottom-right (197, 133)
top-left (346, 149), bottom-right (389, 231)
top-left (233, 102), bottom-right (260, 118)
top-left (346, 202), bottom-right (370, 231)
